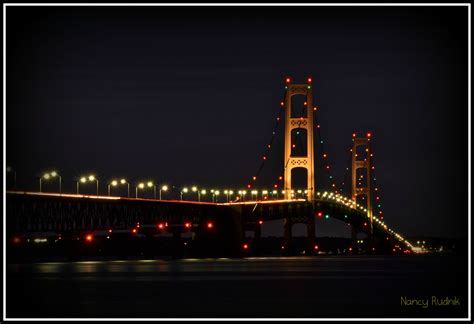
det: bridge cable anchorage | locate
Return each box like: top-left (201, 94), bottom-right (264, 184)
top-left (245, 92), bottom-right (286, 191)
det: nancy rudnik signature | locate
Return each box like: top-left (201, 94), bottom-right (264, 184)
top-left (400, 296), bottom-right (461, 308)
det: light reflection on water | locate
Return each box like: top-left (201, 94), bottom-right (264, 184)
top-left (7, 256), bottom-right (417, 275)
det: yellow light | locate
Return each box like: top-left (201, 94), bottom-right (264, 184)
top-left (138, 183), bottom-right (145, 189)
top-left (297, 190), bottom-right (302, 194)
top-left (262, 190), bottom-right (268, 194)
top-left (238, 190), bottom-right (242, 195)
top-left (229, 190), bottom-right (233, 195)
top-left (50, 171), bottom-right (57, 177)
top-left (201, 189), bottom-right (206, 194)
top-left (162, 185), bottom-right (168, 191)
top-left (43, 173), bottom-right (51, 180)
top-left (147, 181), bottom-right (153, 187)
top-left (182, 187), bottom-right (188, 193)
top-left (224, 190), bottom-right (228, 194)
top-left (111, 180), bottom-right (118, 186)
top-left (80, 177), bottom-right (87, 183)
top-left (251, 190), bottom-right (257, 195)
top-left (192, 186), bottom-right (197, 192)
top-left (281, 190), bottom-right (285, 194)
top-left (272, 190), bottom-right (277, 194)
top-left (88, 175), bottom-right (95, 181)
top-left (215, 190), bottom-right (220, 195)
top-left (242, 190), bottom-right (247, 195)
top-left (120, 179), bottom-right (127, 184)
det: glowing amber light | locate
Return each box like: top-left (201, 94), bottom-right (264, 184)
top-left (185, 222), bottom-right (191, 228)
top-left (207, 222), bottom-right (214, 229)
top-left (158, 223), bottom-right (164, 229)
top-left (252, 176), bottom-right (257, 181)
top-left (85, 234), bottom-right (93, 242)
top-left (278, 176), bottom-right (283, 180)
top-left (132, 228), bottom-right (137, 234)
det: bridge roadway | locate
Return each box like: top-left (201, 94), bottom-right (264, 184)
top-left (6, 191), bottom-right (412, 255)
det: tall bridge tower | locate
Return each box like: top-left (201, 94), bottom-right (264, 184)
top-left (283, 79), bottom-right (315, 202)
top-left (351, 135), bottom-right (373, 236)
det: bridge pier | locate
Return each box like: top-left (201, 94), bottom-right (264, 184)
top-left (283, 217), bottom-right (292, 255)
top-left (306, 216), bottom-right (316, 254)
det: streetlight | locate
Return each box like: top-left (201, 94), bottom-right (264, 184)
top-left (272, 190), bottom-right (278, 199)
top-left (214, 190), bottom-right (220, 203)
top-left (159, 185), bottom-right (168, 200)
top-left (224, 190), bottom-right (229, 202)
top-left (229, 190), bottom-right (234, 202)
top-left (241, 190), bottom-right (247, 201)
top-left (6, 166), bottom-right (16, 189)
top-left (108, 180), bottom-right (118, 196)
top-left (200, 189), bottom-right (206, 202)
top-left (39, 171), bottom-right (62, 193)
top-left (251, 190), bottom-right (258, 201)
top-left (181, 187), bottom-right (189, 200)
top-left (77, 174), bottom-right (98, 195)
top-left (147, 181), bottom-right (156, 199)
top-left (262, 190), bottom-right (268, 200)
top-left (192, 186), bottom-right (200, 201)
top-left (136, 182), bottom-right (145, 198)
top-left (121, 179), bottom-right (130, 197)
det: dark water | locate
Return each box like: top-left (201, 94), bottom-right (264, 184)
top-left (6, 255), bottom-right (468, 318)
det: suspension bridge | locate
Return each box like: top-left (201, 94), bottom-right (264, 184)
top-left (6, 77), bottom-right (415, 256)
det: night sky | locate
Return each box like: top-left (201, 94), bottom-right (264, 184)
top-left (6, 6), bottom-right (468, 239)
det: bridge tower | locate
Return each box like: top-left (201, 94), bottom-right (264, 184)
top-left (283, 79), bottom-right (315, 203)
top-left (351, 135), bottom-right (373, 236)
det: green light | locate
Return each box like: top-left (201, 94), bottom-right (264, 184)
top-left (325, 215), bottom-right (329, 219)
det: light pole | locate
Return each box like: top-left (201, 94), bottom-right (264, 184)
top-left (76, 174), bottom-right (97, 195)
top-left (147, 181), bottom-right (156, 199)
top-left (6, 166), bottom-right (16, 189)
top-left (200, 189), bottom-right (206, 202)
top-left (214, 190), bottom-right (220, 203)
top-left (121, 179), bottom-right (130, 197)
top-left (181, 187), bottom-right (188, 200)
top-left (224, 190), bottom-right (229, 202)
top-left (229, 190), bottom-right (233, 202)
top-left (90, 175), bottom-right (98, 195)
top-left (39, 171), bottom-right (62, 193)
top-left (108, 180), bottom-right (118, 196)
top-left (262, 190), bottom-right (268, 200)
top-left (251, 190), bottom-right (258, 201)
top-left (192, 186), bottom-right (200, 201)
top-left (272, 190), bottom-right (278, 199)
top-left (159, 185), bottom-right (168, 200)
top-left (136, 182), bottom-right (145, 198)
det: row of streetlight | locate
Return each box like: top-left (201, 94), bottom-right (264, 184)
top-left (10, 167), bottom-right (313, 201)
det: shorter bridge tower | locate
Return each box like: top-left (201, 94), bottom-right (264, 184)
top-left (351, 134), bottom-right (373, 236)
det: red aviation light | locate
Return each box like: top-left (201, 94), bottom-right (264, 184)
top-left (258, 220), bottom-right (264, 225)
top-left (314, 245), bottom-right (319, 250)
top-left (185, 222), bottom-right (192, 229)
top-left (158, 223), bottom-right (164, 229)
top-left (317, 212), bottom-right (323, 217)
top-left (132, 228), bottom-right (137, 234)
top-left (367, 132), bottom-right (372, 138)
top-left (285, 77), bottom-right (291, 83)
top-left (307, 77), bottom-right (312, 83)
top-left (352, 132), bottom-right (357, 138)
top-left (243, 243), bottom-right (249, 250)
